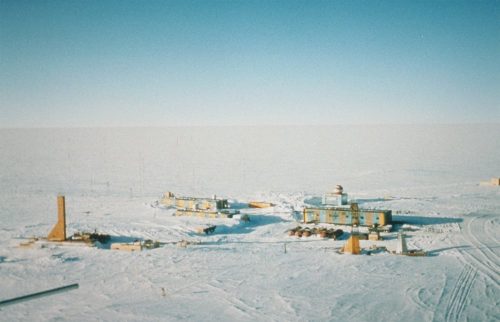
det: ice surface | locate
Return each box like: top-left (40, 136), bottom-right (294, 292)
top-left (0, 125), bottom-right (499, 321)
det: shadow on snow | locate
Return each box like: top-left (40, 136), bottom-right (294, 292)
top-left (392, 215), bottom-right (463, 225)
top-left (207, 214), bottom-right (286, 236)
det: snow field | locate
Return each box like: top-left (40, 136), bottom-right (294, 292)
top-left (1, 125), bottom-right (499, 321)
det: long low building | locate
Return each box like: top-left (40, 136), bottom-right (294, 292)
top-left (160, 192), bottom-right (229, 211)
top-left (303, 206), bottom-right (392, 226)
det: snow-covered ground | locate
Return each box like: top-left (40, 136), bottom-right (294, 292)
top-left (0, 125), bottom-right (499, 321)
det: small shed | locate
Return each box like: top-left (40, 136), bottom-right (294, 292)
top-left (111, 242), bottom-right (142, 252)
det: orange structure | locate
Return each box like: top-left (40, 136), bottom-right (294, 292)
top-left (110, 242), bottom-right (142, 252)
top-left (248, 201), bottom-right (274, 208)
top-left (48, 195), bottom-right (67, 241)
top-left (342, 235), bottom-right (361, 254)
top-left (480, 177), bottom-right (500, 186)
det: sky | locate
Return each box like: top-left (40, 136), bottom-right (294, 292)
top-left (0, 0), bottom-right (499, 127)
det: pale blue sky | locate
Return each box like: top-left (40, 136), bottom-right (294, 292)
top-left (1, 0), bottom-right (499, 127)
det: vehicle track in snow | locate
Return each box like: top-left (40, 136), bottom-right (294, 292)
top-left (443, 264), bottom-right (477, 322)
top-left (437, 213), bottom-right (500, 322)
top-left (405, 287), bottom-right (430, 311)
top-left (432, 213), bottom-right (499, 322)
top-left (458, 214), bottom-right (500, 288)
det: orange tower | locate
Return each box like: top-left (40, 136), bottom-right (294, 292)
top-left (48, 195), bottom-right (67, 241)
top-left (343, 235), bottom-right (361, 254)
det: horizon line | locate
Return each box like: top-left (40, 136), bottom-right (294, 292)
top-left (1, 122), bottom-right (499, 130)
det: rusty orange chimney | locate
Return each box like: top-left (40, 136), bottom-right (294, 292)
top-left (48, 195), bottom-right (66, 241)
